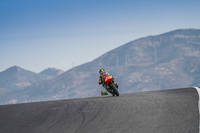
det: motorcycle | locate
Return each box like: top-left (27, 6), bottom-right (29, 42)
top-left (104, 76), bottom-right (119, 96)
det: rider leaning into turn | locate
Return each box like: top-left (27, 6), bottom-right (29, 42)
top-left (98, 68), bottom-right (118, 93)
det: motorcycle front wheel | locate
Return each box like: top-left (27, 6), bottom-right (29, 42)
top-left (110, 82), bottom-right (119, 96)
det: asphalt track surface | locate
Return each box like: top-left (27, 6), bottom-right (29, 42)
top-left (0, 87), bottom-right (199, 133)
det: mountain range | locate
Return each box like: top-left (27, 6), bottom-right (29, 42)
top-left (39, 67), bottom-right (64, 77)
top-left (0, 66), bottom-right (64, 104)
top-left (1, 29), bottom-right (200, 105)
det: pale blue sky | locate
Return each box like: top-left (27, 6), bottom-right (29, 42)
top-left (1, 0), bottom-right (200, 73)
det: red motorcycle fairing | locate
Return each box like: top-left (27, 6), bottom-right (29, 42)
top-left (105, 76), bottom-right (113, 85)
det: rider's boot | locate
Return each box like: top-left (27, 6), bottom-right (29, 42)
top-left (114, 82), bottom-right (119, 89)
top-left (106, 86), bottom-right (111, 93)
top-left (104, 84), bottom-right (111, 93)
top-left (112, 78), bottom-right (119, 89)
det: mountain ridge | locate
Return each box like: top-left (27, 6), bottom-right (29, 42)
top-left (1, 29), bottom-right (200, 105)
top-left (0, 66), bottom-right (50, 91)
top-left (39, 68), bottom-right (64, 78)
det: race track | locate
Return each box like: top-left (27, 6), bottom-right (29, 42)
top-left (0, 87), bottom-right (199, 133)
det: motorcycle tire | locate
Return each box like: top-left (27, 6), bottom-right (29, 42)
top-left (110, 83), bottom-right (119, 96)
top-left (111, 93), bottom-right (115, 96)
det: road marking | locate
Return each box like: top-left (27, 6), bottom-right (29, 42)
top-left (194, 87), bottom-right (200, 133)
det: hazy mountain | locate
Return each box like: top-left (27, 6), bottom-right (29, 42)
top-left (39, 68), bottom-right (64, 78)
top-left (0, 66), bottom-right (50, 91)
top-left (1, 29), bottom-right (200, 105)
top-left (0, 66), bottom-right (53, 104)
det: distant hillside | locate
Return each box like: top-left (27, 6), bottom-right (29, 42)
top-left (1, 29), bottom-right (200, 105)
top-left (0, 66), bottom-right (49, 91)
top-left (39, 68), bottom-right (64, 78)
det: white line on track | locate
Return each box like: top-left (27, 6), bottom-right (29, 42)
top-left (194, 87), bottom-right (200, 133)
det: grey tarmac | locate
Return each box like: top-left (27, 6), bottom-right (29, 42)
top-left (0, 87), bottom-right (199, 133)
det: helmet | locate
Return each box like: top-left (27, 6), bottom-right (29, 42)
top-left (99, 68), bottom-right (105, 74)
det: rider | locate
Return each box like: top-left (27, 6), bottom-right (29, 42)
top-left (98, 68), bottom-right (118, 93)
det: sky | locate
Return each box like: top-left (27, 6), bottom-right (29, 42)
top-left (0, 0), bottom-right (200, 73)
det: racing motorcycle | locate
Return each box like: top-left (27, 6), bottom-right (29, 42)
top-left (104, 76), bottom-right (119, 96)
